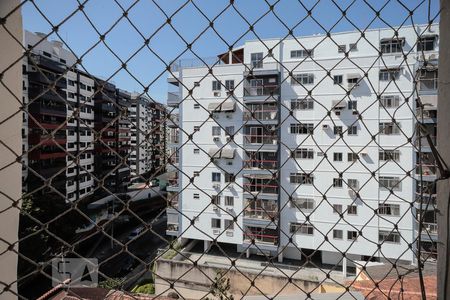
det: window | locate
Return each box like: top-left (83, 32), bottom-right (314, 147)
top-left (43, 51), bottom-right (52, 58)
top-left (225, 126), bottom-right (234, 136)
top-left (211, 218), bottom-right (221, 229)
top-left (378, 203), bottom-right (400, 216)
top-left (347, 152), bottom-right (358, 162)
top-left (338, 45), bottom-right (346, 53)
top-left (294, 148), bottom-right (314, 159)
top-left (380, 95), bottom-right (400, 108)
top-left (379, 68), bottom-right (401, 81)
top-left (348, 125), bottom-right (358, 135)
top-left (251, 52), bottom-right (263, 69)
top-left (290, 49), bottom-right (313, 58)
top-left (333, 230), bottom-right (343, 239)
top-left (379, 122), bottom-right (401, 135)
top-left (212, 195), bottom-right (220, 205)
top-left (348, 179), bottom-right (359, 189)
top-left (224, 196), bottom-right (234, 206)
top-left (333, 152), bottom-right (343, 162)
top-left (212, 80), bottom-right (221, 91)
top-left (349, 43), bottom-right (358, 51)
top-left (225, 80), bottom-right (235, 91)
top-left (290, 123), bottom-right (314, 134)
top-left (347, 100), bottom-right (357, 110)
top-left (333, 204), bottom-right (343, 214)
top-left (291, 74), bottom-right (314, 85)
top-left (417, 36), bottom-right (437, 51)
top-left (379, 150), bottom-right (400, 161)
top-left (193, 103), bottom-right (200, 109)
top-left (333, 178), bottom-right (343, 188)
top-left (68, 80), bottom-right (75, 86)
top-left (193, 193), bottom-right (200, 199)
top-left (347, 230), bottom-right (358, 240)
top-left (379, 176), bottom-right (401, 190)
top-left (193, 126), bottom-right (200, 132)
top-left (224, 219), bottom-right (234, 230)
top-left (333, 75), bottom-right (343, 85)
top-left (290, 173), bottom-right (314, 184)
top-left (290, 223), bottom-right (314, 235)
top-left (193, 148), bottom-right (200, 154)
top-left (194, 82), bottom-right (200, 87)
top-left (79, 83), bottom-right (86, 90)
top-left (334, 126), bottom-right (343, 135)
top-left (291, 98), bottom-right (314, 110)
top-left (225, 173), bottom-right (235, 183)
top-left (291, 198), bottom-right (315, 211)
top-left (212, 172), bottom-right (221, 182)
top-left (68, 92), bottom-right (75, 98)
top-left (379, 230), bottom-right (400, 243)
top-left (380, 38), bottom-right (404, 53)
top-left (193, 171), bottom-right (200, 177)
top-left (212, 126), bottom-right (221, 136)
top-left (347, 205), bottom-right (357, 215)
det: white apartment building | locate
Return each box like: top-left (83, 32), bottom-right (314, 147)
top-left (166, 24), bottom-right (439, 273)
top-left (130, 94), bottom-right (151, 177)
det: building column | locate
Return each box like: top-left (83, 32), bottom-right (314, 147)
top-left (342, 257), bottom-right (347, 278)
top-left (203, 240), bottom-right (210, 252)
top-left (278, 249), bottom-right (283, 263)
top-left (246, 248), bottom-right (250, 259)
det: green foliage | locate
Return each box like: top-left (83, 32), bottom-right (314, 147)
top-left (208, 270), bottom-right (234, 300)
top-left (98, 277), bottom-right (124, 290)
top-left (132, 282), bottom-right (155, 294)
top-left (162, 240), bottom-right (182, 259)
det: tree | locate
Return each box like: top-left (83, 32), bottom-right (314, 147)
top-left (208, 270), bottom-right (234, 300)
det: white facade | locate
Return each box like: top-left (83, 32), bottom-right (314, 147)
top-left (167, 24), bottom-right (439, 268)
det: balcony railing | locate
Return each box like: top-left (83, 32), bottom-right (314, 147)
top-left (243, 110), bottom-right (277, 121)
top-left (244, 183), bottom-right (278, 195)
top-left (244, 231), bottom-right (278, 245)
top-left (244, 208), bottom-right (278, 220)
top-left (419, 78), bottom-right (438, 92)
top-left (422, 222), bottom-right (438, 235)
top-left (244, 85), bottom-right (279, 97)
top-left (416, 164), bottom-right (437, 176)
top-left (243, 134), bottom-right (278, 145)
top-left (415, 135), bottom-right (436, 147)
top-left (243, 159), bottom-right (278, 170)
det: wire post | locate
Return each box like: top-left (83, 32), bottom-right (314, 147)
top-left (437, 0), bottom-right (450, 298)
top-left (0, 0), bottom-right (22, 297)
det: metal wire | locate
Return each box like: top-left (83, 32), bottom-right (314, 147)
top-left (0, 0), bottom-right (444, 299)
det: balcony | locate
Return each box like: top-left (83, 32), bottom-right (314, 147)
top-left (243, 85), bottom-right (279, 101)
top-left (420, 222), bottom-right (438, 241)
top-left (28, 86), bottom-right (67, 103)
top-left (415, 135), bottom-right (436, 150)
top-left (415, 192), bottom-right (436, 210)
top-left (243, 134), bottom-right (278, 151)
top-left (415, 109), bottom-right (437, 123)
top-left (415, 164), bottom-right (437, 180)
top-left (28, 72), bottom-right (67, 89)
top-left (167, 114), bottom-right (179, 128)
top-left (29, 54), bottom-right (66, 73)
top-left (244, 227), bottom-right (278, 246)
top-left (167, 91), bottom-right (181, 107)
top-left (243, 107), bottom-right (278, 123)
top-left (244, 176), bottom-right (279, 198)
top-left (418, 77), bottom-right (438, 94)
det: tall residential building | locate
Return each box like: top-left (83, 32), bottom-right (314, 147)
top-left (130, 94), bottom-right (167, 179)
top-left (166, 24), bottom-right (439, 272)
top-left (93, 83), bottom-right (131, 196)
top-left (23, 31), bottom-right (95, 201)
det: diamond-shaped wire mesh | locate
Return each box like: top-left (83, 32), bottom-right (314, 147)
top-left (0, 0), bottom-right (445, 299)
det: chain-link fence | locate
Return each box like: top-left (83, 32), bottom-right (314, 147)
top-left (0, 0), bottom-right (446, 299)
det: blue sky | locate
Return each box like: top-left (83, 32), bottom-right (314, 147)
top-left (22, 0), bottom-right (440, 103)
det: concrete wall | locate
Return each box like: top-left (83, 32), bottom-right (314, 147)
top-left (154, 259), bottom-right (339, 299)
top-left (0, 0), bottom-right (22, 298)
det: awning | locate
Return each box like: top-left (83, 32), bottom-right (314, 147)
top-left (208, 148), bottom-right (235, 159)
top-left (347, 73), bottom-right (361, 79)
top-left (208, 100), bottom-right (236, 112)
top-left (422, 64), bottom-right (438, 71)
top-left (380, 37), bottom-right (405, 43)
top-left (244, 173), bottom-right (275, 180)
top-left (332, 100), bottom-right (346, 109)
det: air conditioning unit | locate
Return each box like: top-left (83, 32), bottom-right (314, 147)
top-left (212, 183), bottom-right (221, 189)
top-left (317, 152), bottom-right (324, 156)
top-left (226, 136), bottom-right (232, 142)
top-left (227, 183), bottom-right (234, 189)
top-left (225, 114), bottom-right (232, 119)
top-left (213, 137), bottom-right (220, 142)
top-left (322, 124), bottom-right (329, 129)
top-left (349, 190), bottom-right (356, 198)
top-left (213, 206), bottom-right (219, 212)
top-left (213, 229), bottom-right (220, 235)
top-left (213, 92), bottom-right (221, 97)
top-left (335, 111), bottom-right (341, 116)
top-left (226, 161), bottom-right (233, 166)
top-left (352, 110), bottom-right (359, 115)
top-left (226, 230), bottom-right (234, 237)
